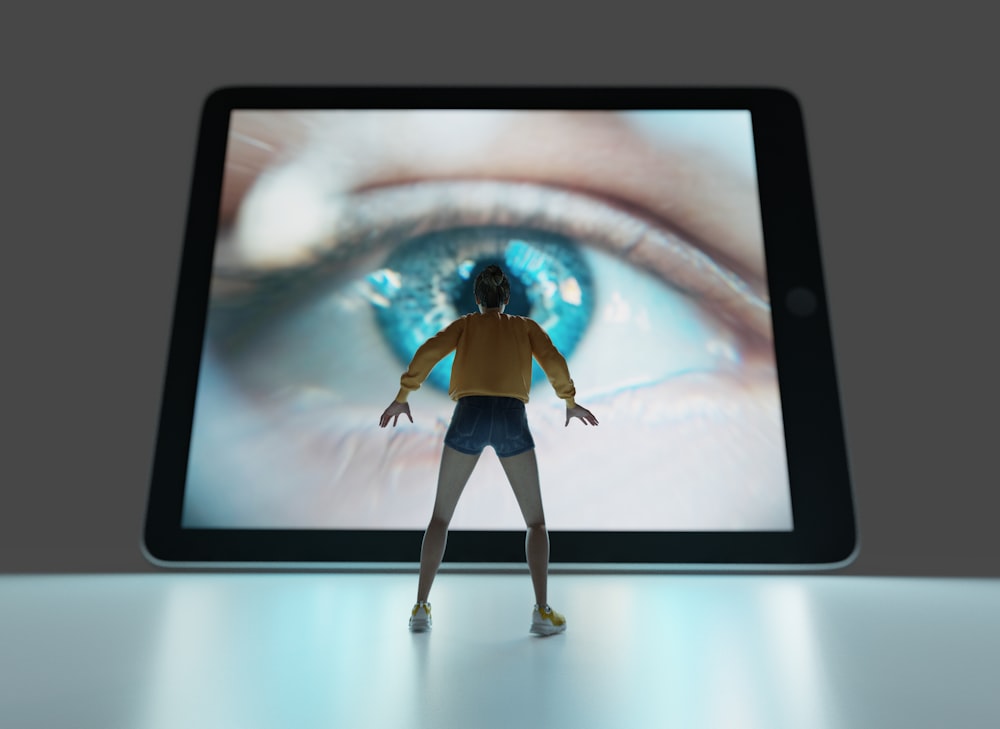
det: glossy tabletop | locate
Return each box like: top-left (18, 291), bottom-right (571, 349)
top-left (2, 573), bottom-right (997, 728)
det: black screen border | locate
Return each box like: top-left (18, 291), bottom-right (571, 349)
top-left (144, 86), bottom-right (856, 567)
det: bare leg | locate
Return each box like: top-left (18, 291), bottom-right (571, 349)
top-left (498, 449), bottom-right (548, 607)
top-left (416, 445), bottom-right (481, 602)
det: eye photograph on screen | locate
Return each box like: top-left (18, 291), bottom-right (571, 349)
top-left (144, 87), bottom-right (855, 567)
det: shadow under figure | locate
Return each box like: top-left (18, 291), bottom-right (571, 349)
top-left (379, 264), bottom-right (599, 636)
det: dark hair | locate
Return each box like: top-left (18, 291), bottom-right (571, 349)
top-left (474, 265), bottom-right (511, 308)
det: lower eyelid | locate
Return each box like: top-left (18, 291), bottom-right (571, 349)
top-left (221, 180), bottom-right (772, 343)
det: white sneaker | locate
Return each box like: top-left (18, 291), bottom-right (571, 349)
top-left (530, 604), bottom-right (566, 636)
top-left (409, 601), bottom-right (432, 632)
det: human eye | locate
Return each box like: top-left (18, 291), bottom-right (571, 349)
top-left (211, 177), bottom-right (769, 398)
top-left (185, 110), bottom-right (789, 532)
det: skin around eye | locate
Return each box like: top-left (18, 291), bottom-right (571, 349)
top-left (185, 110), bottom-right (791, 532)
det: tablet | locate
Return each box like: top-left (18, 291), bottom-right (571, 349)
top-left (143, 87), bottom-right (857, 568)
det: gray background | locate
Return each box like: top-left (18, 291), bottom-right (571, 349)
top-left (2, 3), bottom-right (995, 575)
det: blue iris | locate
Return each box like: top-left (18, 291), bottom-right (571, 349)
top-left (367, 227), bottom-right (594, 394)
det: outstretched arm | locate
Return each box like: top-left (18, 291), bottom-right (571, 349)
top-left (527, 321), bottom-right (598, 427)
top-left (527, 321), bottom-right (577, 405)
top-left (394, 318), bottom-right (465, 403)
top-left (380, 318), bottom-right (465, 427)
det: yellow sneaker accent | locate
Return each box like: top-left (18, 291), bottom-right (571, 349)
top-left (531, 604), bottom-right (567, 635)
top-left (409, 602), bottom-right (432, 632)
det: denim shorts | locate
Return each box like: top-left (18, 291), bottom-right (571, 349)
top-left (444, 396), bottom-right (535, 458)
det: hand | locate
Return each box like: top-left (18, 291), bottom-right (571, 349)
top-left (565, 404), bottom-right (599, 427)
top-left (379, 401), bottom-right (413, 428)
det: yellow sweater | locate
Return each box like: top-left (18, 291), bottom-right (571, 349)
top-left (394, 311), bottom-right (577, 408)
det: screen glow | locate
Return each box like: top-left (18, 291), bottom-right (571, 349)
top-left (182, 110), bottom-right (792, 532)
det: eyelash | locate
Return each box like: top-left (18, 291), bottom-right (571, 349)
top-left (210, 179), bottom-right (771, 351)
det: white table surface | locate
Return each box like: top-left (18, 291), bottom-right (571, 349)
top-left (2, 573), bottom-right (998, 728)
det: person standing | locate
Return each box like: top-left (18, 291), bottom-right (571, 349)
top-left (379, 265), bottom-right (598, 635)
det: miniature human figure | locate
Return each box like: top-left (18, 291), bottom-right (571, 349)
top-left (379, 264), bottom-right (598, 635)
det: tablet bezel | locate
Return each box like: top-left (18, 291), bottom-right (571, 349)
top-left (143, 86), bottom-right (857, 568)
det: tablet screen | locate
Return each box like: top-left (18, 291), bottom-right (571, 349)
top-left (182, 107), bottom-right (792, 533)
top-left (145, 87), bottom-right (856, 566)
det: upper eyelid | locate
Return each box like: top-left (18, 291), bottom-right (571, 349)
top-left (215, 180), bottom-right (772, 344)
